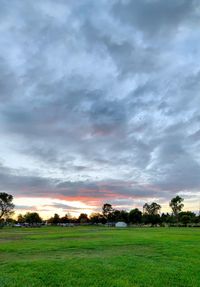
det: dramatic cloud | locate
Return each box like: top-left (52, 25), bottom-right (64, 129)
top-left (0, 0), bottom-right (200, 217)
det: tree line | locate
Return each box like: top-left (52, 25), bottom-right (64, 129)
top-left (0, 192), bottom-right (200, 226)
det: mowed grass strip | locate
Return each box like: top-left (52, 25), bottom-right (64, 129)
top-left (0, 227), bottom-right (200, 287)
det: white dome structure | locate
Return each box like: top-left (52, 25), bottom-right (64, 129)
top-left (115, 221), bottom-right (127, 228)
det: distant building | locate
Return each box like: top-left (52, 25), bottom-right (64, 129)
top-left (115, 221), bottom-right (127, 228)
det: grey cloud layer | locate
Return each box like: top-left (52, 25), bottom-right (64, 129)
top-left (0, 162), bottom-right (170, 204)
top-left (0, 0), bottom-right (200, 210)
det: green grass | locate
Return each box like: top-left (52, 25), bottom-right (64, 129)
top-left (0, 226), bottom-right (200, 287)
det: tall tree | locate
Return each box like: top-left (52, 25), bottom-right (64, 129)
top-left (143, 202), bottom-right (161, 215)
top-left (102, 203), bottom-right (114, 221)
top-left (17, 214), bottom-right (25, 223)
top-left (78, 213), bottom-right (89, 224)
top-left (169, 196), bottom-right (184, 217)
top-left (129, 208), bottom-right (142, 224)
top-left (0, 193), bottom-right (15, 219)
top-left (48, 213), bottom-right (60, 225)
top-left (143, 202), bottom-right (161, 225)
top-left (24, 212), bottom-right (42, 224)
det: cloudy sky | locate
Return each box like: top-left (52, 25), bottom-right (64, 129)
top-left (0, 0), bottom-right (200, 218)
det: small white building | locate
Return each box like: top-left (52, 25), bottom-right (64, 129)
top-left (115, 221), bottom-right (127, 228)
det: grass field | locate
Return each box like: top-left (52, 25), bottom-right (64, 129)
top-left (0, 226), bottom-right (200, 287)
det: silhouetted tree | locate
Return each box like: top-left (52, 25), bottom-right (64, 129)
top-left (169, 196), bottom-right (184, 218)
top-left (178, 211), bottom-right (196, 225)
top-left (160, 213), bottom-right (172, 224)
top-left (24, 212), bottom-right (42, 224)
top-left (115, 210), bottom-right (129, 223)
top-left (5, 217), bottom-right (16, 224)
top-left (143, 202), bottom-right (161, 225)
top-left (48, 213), bottom-right (60, 225)
top-left (0, 192), bottom-right (15, 219)
top-left (78, 213), bottom-right (89, 224)
top-left (17, 214), bottom-right (25, 223)
top-left (60, 214), bottom-right (69, 223)
top-left (102, 203), bottom-right (114, 222)
top-left (143, 202), bottom-right (161, 215)
top-left (129, 208), bottom-right (142, 224)
top-left (90, 213), bottom-right (105, 224)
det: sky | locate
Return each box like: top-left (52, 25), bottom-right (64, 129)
top-left (0, 0), bottom-right (200, 218)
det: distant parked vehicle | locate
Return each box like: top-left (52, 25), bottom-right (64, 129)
top-left (60, 223), bottom-right (74, 227)
top-left (13, 223), bottom-right (22, 227)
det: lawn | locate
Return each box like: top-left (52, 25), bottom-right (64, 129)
top-left (0, 226), bottom-right (200, 287)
